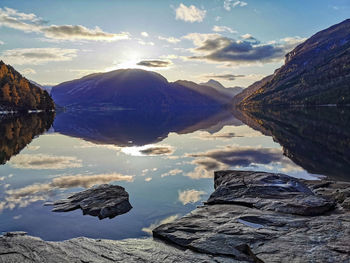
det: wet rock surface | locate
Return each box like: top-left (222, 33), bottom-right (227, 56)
top-left (0, 233), bottom-right (237, 263)
top-left (153, 170), bottom-right (350, 262)
top-left (45, 184), bottom-right (132, 219)
top-left (2, 171), bottom-right (350, 262)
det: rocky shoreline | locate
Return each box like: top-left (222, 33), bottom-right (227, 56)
top-left (1, 170), bottom-right (350, 262)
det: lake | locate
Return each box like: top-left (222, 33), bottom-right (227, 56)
top-left (0, 107), bottom-right (349, 241)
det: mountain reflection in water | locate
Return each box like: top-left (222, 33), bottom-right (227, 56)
top-left (234, 107), bottom-right (350, 181)
top-left (0, 112), bottom-right (54, 165)
top-left (53, 108), bottom-right (242, 146)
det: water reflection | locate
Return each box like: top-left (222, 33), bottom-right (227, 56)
top-left (0, 113), bottom-right (54, 165)
top-left (53, 109), bottom-right (242, 146)
top-left (234, 107), bottom-right (350, 180)
top-left (0, 106), bottom-right (349, 241)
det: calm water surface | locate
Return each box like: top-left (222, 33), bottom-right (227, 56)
top-left (0, 107), bottom-right (349, 241)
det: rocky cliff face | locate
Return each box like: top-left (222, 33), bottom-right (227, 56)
top-left (0, 61), bottom-right (54, 111)
top-left (240, 19), bottom-right (350, 106)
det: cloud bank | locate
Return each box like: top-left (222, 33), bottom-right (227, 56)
top-left (0, 7), bottom-right (129, 42)
top-left (188, 35), bottom-right (305, 64)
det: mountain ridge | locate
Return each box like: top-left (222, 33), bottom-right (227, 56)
top-left (0, 61), bottom-right (55, 111)
top-left (238, 19), bottom-right (350, 107)
top-left (51, 68), bottom-right (234, 109)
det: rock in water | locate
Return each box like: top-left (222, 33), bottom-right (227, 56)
top-left (153, 170), bottom-right (350, 262)
top-left (46, 184), bottom-right (132, 219)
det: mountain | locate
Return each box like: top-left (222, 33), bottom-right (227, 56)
top-left (51, 69), bottom-right (232, 109)
top-left (232, 75), bottom-right (273, 105)
top-left (172, 80), bottom-right (232, 104)
top-left (239, 19), bottom-right (350, 107)
top-left (201, 79), bottom-right (243, 98)
top-left (0, 61), bottom-right (54, 111)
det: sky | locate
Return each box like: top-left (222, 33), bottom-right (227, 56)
top-left (0, 0), bottom-right (349, 87)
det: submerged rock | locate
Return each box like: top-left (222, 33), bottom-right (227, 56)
top-left (153, 170), bottom-right (350, 262)
top-left (45, 184), bottom-right (132, 219)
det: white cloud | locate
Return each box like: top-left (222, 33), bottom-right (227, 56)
top-left (22, 68), bottom-right (36, 74)
top-left (122, 144), bottom-right (175, 156)
top-left (144, 177), bottom-right (152, 182)
top-left (141, 31), bottom-right (149, 37)
top-left (2, 48), bottom-right (77, 65)
top-left (142, 215), bottom-right (179, 235)
top-left (161, 169), bottom-right (183, 178)
top-left (182, 32), bottom-right (220, 46)
top-left (224, 0), bottom-right (248, 11)
top-left (42, 25), bottom-right (130, 42)
top-left (0, 7), bottom-right (130, 42)
top-left (175, 3), bottom-right (206, 23)
top-left (178, 189), bottom-right (206, 205)
top-left (0, 7), bottom-right (43, 32)
top-left (9, 154), bottom-right (82, 169)
top-left (158, 36), bottom-right (181, 44)
top-left (138, 40), bottom-right (155, 46)
top-left (0, 40), bottom-right (4, 45)
top-left (212, 25), bottom-right (237, 34)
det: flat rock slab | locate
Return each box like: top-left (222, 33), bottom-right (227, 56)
top-left (207, 170), bottom-right (335, 216)
top-left (45, 184), bottom-right (132, 219)
top-left (0, 232), bottom-right (239, 263)
top-left (154, 170), bottom-right (350, 262)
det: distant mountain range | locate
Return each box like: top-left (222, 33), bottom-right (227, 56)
top-left (29, 80), bottom-right (53, 94)
top-left (200, 79), bottom-right (243, 98)
top-left (238, 19), bottom-right (350, 107)
top-left (0, 61), bottom-right (54, 111)
top-left (51, 69), bottom-right (236, 109)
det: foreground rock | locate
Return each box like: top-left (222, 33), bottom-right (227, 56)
top-left (0, 232), bottom-right (236, 263)
top-left (45, 184), bottom-right (132, 219)
top-left (153, 170), bottom-right (350, 262)
top-left (2, 171), bottom-right (350, 262)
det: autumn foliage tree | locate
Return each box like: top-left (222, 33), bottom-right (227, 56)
top-left (0, 61), bottom-right (55, 111)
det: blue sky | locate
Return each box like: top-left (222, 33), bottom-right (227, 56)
top-left (0, 0), bottom-right (349, 86)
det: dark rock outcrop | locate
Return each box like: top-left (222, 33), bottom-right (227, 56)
top-left (239, 19), bottom-right (350, 106)
top-left (207, 170), bottom-right (335, 216)
top-left (153, 170), bottom-right (350, 262)
top-left (45, 184), bottom-right (132, 219)
top-left (0, 61), bottom-right (54, 111)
